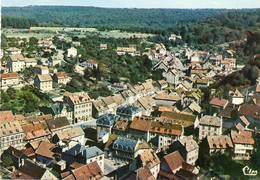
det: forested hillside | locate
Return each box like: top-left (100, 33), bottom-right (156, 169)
top-left (1, 6), bottom-right (255, 31)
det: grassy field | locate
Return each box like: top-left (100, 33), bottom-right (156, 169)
top-left (3, 27), bottom-right (154, 39)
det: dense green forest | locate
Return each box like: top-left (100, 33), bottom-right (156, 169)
top-left (1, 6), bottom-right (256, 31)
top-left (3, 6), bottom-right (260, 46)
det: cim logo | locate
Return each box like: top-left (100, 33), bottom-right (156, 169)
top-left (242, 166), bottom-right (258, 176)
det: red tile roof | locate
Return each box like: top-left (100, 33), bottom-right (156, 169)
top-left (209, 97), bottom-right (228, 108)
top-left (35, 141), bottom-right (56, 159)
top-left (163, 151), bottom-right (184, 172)
top-left (56, 72), bottom-right (68, 78)
top-left (72, 161), bottom-right (103, 180)
top-left (0, 72), bottom-right (18, 79)
top-left (0, 111), bottom-right (14, 122)
top-left (231, 130), bottom-right (255, 145)
top-left (130, 116), bottom-right (183, 136)
top-left (239, 104), bottom-right (260, 120)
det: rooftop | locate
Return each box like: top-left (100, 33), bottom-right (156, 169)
top-left (160, 112), bottom-right (196, 128)
top-left (117, 105), bottom-right (142, 116)
top-left (0, 120), bottom-right (24, 137)
top-left (207, 135), bottom-right (233, 149)
top-left (46, 116), bottom-right (70, 131)
top-left (0, 111), bottom-right (14, 122)
top-left (163, 151), bottom-right (184, 172)
top-left (35, 141), bottom-right (56, 159)
top-left (64, 92), bottom-right (91, 104)
top-left (200, 115), bottom-right (222, 127)
top-left (231, 130), bottom-right (255, 145)
top-left (56, 127), bottom-right (84, 140)
top-left (113, 137), bottom-right (138, 153)
top-left (0, 72), bottom-right (19, 79)
top-left (37, 74), bottom-right (52, 82)
top-left (11, 159), bottom-right (47, 180)
top-left (96, 113), bottom-right (120, 127)
top-left (70, 161), bottom-right (103, 180)
top-left (209, 97), bottom-right (229, 108)
top-left (130, 116), bottom-right (183, 136)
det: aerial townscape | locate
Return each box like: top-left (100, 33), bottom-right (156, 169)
top-left (1, 2), bottom-right (260, 180)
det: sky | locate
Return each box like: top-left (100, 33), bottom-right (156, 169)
top-left (2, 0), bottom-right (260, 9)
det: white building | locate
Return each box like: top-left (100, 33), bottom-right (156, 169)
top-left (63, 92), bottom-right (92, 123)
top-left (0, 72), bottom-right (20, 89)
top-left (7, 54), bottom-right (25, 72)
top-left (0, 120), bottom-right (25, 153)
top-left (67, 47), bottom-right (77, 58)
top-left (199, 115), bottom-right (222, 140)
top-left (231, 130), bottom-right (255, 160)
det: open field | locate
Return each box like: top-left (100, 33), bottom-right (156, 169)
top-left (3, 27), bottom-right (154, 39)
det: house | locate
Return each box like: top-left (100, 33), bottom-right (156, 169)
top-left (11, 159), bottom-right (58, 180)
top-left (67, 47), bottom-right (77, 58)
top-left (34, 74), bottom-right (53, 92)
top-left (231, 89), bottom-right (244, 105)
top-left (46, 116), bottom-right (71, 134)
top-left (48, 50), bottom-right (64, 67)
top-left (121, 89), bottom-right (137, 104)
top-left (0, 111), bottom-right (15, 122)
top-left (100, 43), bottom-right (107, 50)
top-left (129, 149), bottom-right (160, 179)
top-left (112, 119), bottom-right (129, 136)
top-left (160, 150), bottom-right (199, 179)
top-left (238, 104), bottom-right (260, 121)
top-left (66, 145), bottom-right (104, 172)
top-left (54, 127), bottom-right (85, 149)
top-left (175, 81), bottom-right (193, 92)
top-left (25, 58), bottom-right (37, 68)
top-left (124, 167), bottom-right (156, 180)
top-left (209, 97), bottom-right (229, 110)
top-left (116, 46), bottom-right (137, 56)
top-left (160, 151), bottom-right (184, 174)
top-left (96, 114), bottom-right (120, 143)
top-left (116, 105), bottom-right (142, 121)
top-left (35, 141), bottom-right (56, 166)
top-left (163, 69), bottom-right (181, 86)
top-left (237, 116), bottom-right (250, 129)
top-left (221, 58), bottom-right (236, 71)
top-left (231, 130), bottom-right (255, 160)
top-left (112, 137), bottom-right (140, 161)
top-left (199, 115), bottom-right (222, 140)
top-left (53, 72), bottom-right (70, 85)
top-left (154, 93), bottom-right (181, 106)
top-left (38, 39), bottom-right (53, 49)
top-left (195, 78), bottom-right (212, 88)
top-left (3, 146), bottom-right (29, 168)
top-left (63, 161), bottom-right (103, 180)
top-left (63, 92), bottom-right (92, 123)
top-left (129, 116), bottom-right (183, 151)
top-left (135, 96), bottom-right (156, 116)
top-left (6, 47), bottom-right (22, 55)
top-left (48, 102), bottom-right (73, 121)
top-left (182, 101), bottom-right (202, 115)
top-left (34, 65), bottom-right (50, 75)
top-left (0, 120), bottom-right (25, 153)
top-left (22, 120), bottom-right (51, 143)
top-left (93, 94), bottom-right (125, 118)
top-left (156, 80), bottom-right (168, 90)
top-left (7, 54), bottom-right (25, 72)
top-left (207, 135), bottom-right (233, 155)
top-left (169, 34), bottom-right (182, 41)
top-left (0, 72), bottom-right (20, 89)
top-left (160, 111), bottom-right (199, 130)
top-left (170, 136), bottom-right (199, 165)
